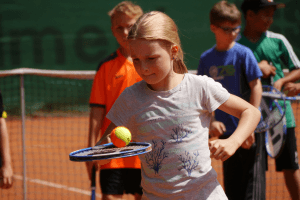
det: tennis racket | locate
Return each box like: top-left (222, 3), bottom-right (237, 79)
top-left (91, 166), bottom-right (96, 200)
top-left (258, 85), bottom-right (287, 158)
top-left (255, 85), bottom-right (286, 133)
top-left (227, 85), bottom-right (286, 158)
top-left (262, 91), bottom-right (300, 101)
top-left (69, 142), bottom-right (152, 162)
top-left (263, 72), bottom-right (300, 101)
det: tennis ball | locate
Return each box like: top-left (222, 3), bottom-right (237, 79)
top-left (2, 111), bottom-right (7, 118)
top-left (110, 126), bottom-right (131, 148)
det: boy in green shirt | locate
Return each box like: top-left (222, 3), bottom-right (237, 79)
top-left (238, 0), bottom-right (300, 199)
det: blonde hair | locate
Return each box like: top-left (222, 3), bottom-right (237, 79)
top-left (108, 1), bottom-right (143, 20)
top-left (210, 1), bottom-right (241, 26)
top-left (128, 11), bottom-right (188, 74)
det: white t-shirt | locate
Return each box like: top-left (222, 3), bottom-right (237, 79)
top-left (107, 73), bottom-right (230, 200)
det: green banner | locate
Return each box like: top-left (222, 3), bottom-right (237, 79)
top-left (0, 0), bottom-right (299, 71)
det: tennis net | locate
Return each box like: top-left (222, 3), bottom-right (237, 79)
top-left (0, 68), bottom-right (100, 200)
top-left (0, 68), bottom-right (297, 199)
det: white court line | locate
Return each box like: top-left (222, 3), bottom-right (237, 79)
top-left (14, 174), bottom-right (102, 198)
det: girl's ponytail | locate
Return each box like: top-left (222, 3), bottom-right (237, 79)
top-left (174, 58), bottom-right (188, 74)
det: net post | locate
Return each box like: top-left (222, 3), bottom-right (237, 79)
top-left (20, 74), bottom-right (27, 200)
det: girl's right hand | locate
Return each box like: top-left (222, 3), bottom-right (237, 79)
top-left (209, 137), bottom-right (240, 161)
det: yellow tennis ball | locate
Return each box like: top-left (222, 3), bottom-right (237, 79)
top-left (110, 126), bottom-right (132, 148)
top-left (2, 111), bottom-right (7, 118)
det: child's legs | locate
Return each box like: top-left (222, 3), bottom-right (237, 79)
top-left (223, 156), bottom-right (242, 200)
top-left (247, 133), bottom-right (267, 200)
top-left (283, 169), bottom-right (300, 200)
top-left (123, 169), bottom-right (142, 200)
top-left (222, 133), bottom-right (266, 200)
top-left (100, 169), bottom-right (142, 200)
top-left (275, 128), bottom-right (300, 200)
top-left (103, 194), bottom-right (142, 200)
top-left (102, 194), bottom-right (124, 200)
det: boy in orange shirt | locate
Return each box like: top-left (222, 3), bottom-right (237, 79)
top-left (86, 1), bottom-right (143, 200)
top-left (0, 92), bottom-right (13, 189)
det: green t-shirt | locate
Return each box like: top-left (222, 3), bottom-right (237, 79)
top-left (238, 31), bottom-right (300, 128)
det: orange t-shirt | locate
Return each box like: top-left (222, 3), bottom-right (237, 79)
top-left (89, 49), bottom-right (142, 169)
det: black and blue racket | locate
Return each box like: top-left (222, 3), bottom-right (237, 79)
top-left (262, 90), bottom-right (300, 101)
top-left (69, 142), bottom-right (152, 162)
top-left (255, 86), bottom-right (286, 133)
top-left (258, 85), bottom-right (287, 158)
top-left (227, 88), bottom-right (285, 158)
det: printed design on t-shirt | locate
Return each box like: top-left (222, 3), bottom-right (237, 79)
top-left (209, 65), bottom-right (235, 81)
top-left (145, 140), bottom-right (169, 174)
top-left (148, 117), bottom-right (164, 123)
top-left (138, 107), bottom-right (197, 134)
top-left (178, 151), bottom-right (199, 176)
top-left (171, 124), bottom-right (192, 143)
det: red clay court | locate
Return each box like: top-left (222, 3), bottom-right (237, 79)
top-left (0, 72), bottom-right (299, 199)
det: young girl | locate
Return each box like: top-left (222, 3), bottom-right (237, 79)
top-left (96, 11), bottom-right (261, 200)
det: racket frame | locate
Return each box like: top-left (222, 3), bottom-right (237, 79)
top-left (262, 92), bottom-right (300, 101)
top-left (264, 98), bottom-right (287, 158)
top-left (260, 85), bottom-right (288, 158)
top-left (255, 86), bottom-right (287, 133)
top-left (69, 142), bottom-right (152, 162)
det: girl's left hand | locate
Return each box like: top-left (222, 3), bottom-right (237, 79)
top-left (209, 138), bottom-right (239, 161)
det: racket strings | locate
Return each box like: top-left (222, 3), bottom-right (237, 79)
top-left (266, 115), bottom-right (287, 157)
top-left (258, 85), bottom-right (287, 158)
top-left (256, 87), bottom-right (286, 133)
top-left (70, 142), bottom-right (152, 161)
top-left (267, 108), bottom-right (282, 126)
top-left (84, 145), bottom-right (146, 156)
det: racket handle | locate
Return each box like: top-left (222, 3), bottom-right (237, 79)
top-left (269, 62), bottom-right (274, 86)
top-left (91, 166), bottom-right (96, 200)
top-left (91, 165), bottom-right (96, 186)
top-left (91, 190), bottom-right (95, 200)
top-left (270, 76), bottom-right (274, 86)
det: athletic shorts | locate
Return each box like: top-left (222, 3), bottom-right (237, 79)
top-left (271, 128), bottom-right (300, 171)
top-left (221, 133), bottom-right (267, 200)
top-left (100, 169), bottom-right (143, 195)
